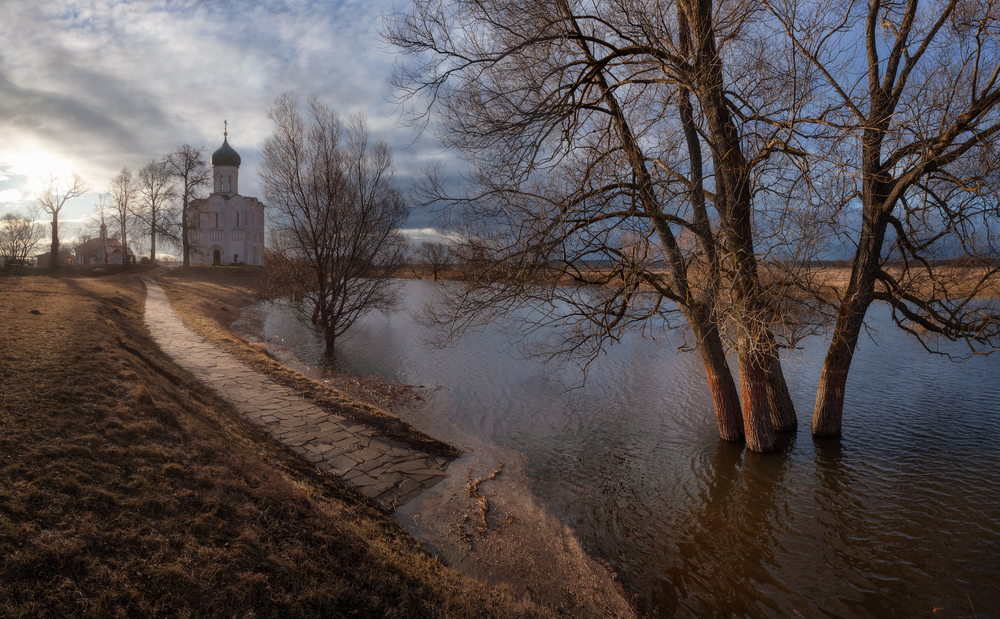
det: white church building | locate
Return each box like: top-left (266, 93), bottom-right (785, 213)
top-left (190, 128), bottom-right (266, 266)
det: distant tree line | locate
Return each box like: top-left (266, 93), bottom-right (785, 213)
top-left (13, 145), bottom-right (214, 274)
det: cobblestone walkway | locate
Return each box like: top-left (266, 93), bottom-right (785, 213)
top-left (140, 275), bottom-right (449, 508)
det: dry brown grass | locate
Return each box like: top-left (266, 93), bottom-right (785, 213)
top-left (154, 266), bottom-right (459, 459)
top-left (0, 271), bottom-right (544, 618)
top-left (805, 266), bottom-right (1000, 299)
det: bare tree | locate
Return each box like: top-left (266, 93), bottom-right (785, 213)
top-left (107, 167), bottom-right (139, 267)
top-left (33, 173), bottom-right (89, 272)
top-left (0, 208), bottom-right (44, 272)
top-left (417, 241), bottom-right (452, 281)
top-left (761, 0), bottom-right (1000, 436)
top-left (259, 94), bottom-right (410, 353)
top-left (137, 159), bottom-right (178, 263)
top-left (385, 0), bottom-right (815, 450)
top-left (163, 144), bottom-right (211, 267)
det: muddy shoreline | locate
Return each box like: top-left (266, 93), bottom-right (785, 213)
top-left (231, 316), bottom-right (636, 617)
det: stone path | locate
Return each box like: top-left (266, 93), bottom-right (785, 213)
top-left (140, 275), bottom-right (449, 508)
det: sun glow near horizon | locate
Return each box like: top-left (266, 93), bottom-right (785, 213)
top-left (4, 150), bottom-right (77, 183)
top-left (0, 150), bottom-right (96, 218)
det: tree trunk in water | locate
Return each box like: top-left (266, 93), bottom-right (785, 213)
top-left (696, 324), bottom-right (744, 442)
top-left (812, 300), bottom-right (867, 436)
top-left (324, 325), bottom-right (336, 355)
top-left (738, 342), bottom-right (777, 452)
top-left (764, 347), bottom-right (797, 431)
top-left (812, 355), bottom-right (848, 436)
top-left (812, 207), bottom-right (882, 436)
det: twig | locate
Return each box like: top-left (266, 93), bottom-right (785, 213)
top-left (466, 462), bottom-right (504, 535)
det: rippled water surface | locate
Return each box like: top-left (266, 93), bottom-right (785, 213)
top-left (239, 280), bottom-right (1000, 617)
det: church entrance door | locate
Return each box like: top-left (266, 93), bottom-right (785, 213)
top-left (213, 249), bottom-right (221, 265)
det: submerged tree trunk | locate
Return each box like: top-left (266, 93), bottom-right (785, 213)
top-left (764, 346), bottom-right (797, 431)
top-left (812, 298), bottom-right (870, 436)
top-left (738, 342), bottom-right (778, 452)
top-left (695, 322), bottom-right (745, 442)
top-left (812, 158), bottom-right (887, 435)
top-left (682, 0), bottom-right (784, 451)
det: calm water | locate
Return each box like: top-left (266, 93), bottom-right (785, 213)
top-left (240, 280), bottom-right (1000, 617)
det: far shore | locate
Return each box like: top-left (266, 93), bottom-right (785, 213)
top-left (399, 262), bottom-right (1000, 299)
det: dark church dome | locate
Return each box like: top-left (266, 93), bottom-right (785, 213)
top-left (211, 136), bottom-right (241, 168)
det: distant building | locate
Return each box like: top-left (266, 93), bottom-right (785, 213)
top-left (74, 224), bottom-right (135, 266)
top-left (37, 249), bottom-right (77, 268)
top-left (189, 126), bottom-right (265, 266)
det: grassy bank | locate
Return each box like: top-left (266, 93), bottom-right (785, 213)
top-left (0, 270), bottom-right (541, 617)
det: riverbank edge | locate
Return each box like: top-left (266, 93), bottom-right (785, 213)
top-left (158, 266), bottom-right (638, 617)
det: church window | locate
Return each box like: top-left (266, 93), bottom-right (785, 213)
top-left (213, 213), bottom-right (219, 227)
top-left (236, 212), bottom-right (240, 227)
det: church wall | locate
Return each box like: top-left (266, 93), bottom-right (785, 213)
top-left (189, 194), bottom-right (266, 267)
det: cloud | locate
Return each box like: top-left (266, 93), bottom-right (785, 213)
top-left (0, 189), bottom-right (24, 203)
top-left (400, 228), bottom-right (462, 246)
top-left (0, 0), bottom-right (440, 226)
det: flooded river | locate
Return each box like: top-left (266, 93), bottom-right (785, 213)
top-left (238, 280), bottom-right (1000, 617)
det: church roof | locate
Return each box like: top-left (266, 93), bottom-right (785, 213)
top-left (75, 237), bottom-right (133, 256)
top-left (211, 136), bottom-right (241, 168)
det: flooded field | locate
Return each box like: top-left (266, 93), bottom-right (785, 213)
top-left (237, 280), bottom-right (1000, 618)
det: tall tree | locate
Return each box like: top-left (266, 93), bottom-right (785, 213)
top-left (137, 159), bottom-right (177, 263)
top-left (33, 173), bottom-right (88, 272)
top-left (763, 0), bottom-right (1000, 436)
top-left (163, 145), bottom-right (211, 267)
top-left (385, 0), bottom-right (811, 450)
top-left (259, 94), bottom-right (410, 353)
top-left (107, 167), bottom-right (139, 268)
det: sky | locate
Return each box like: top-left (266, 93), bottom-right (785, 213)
top-left (0, 0), bottom-right (449, 251)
